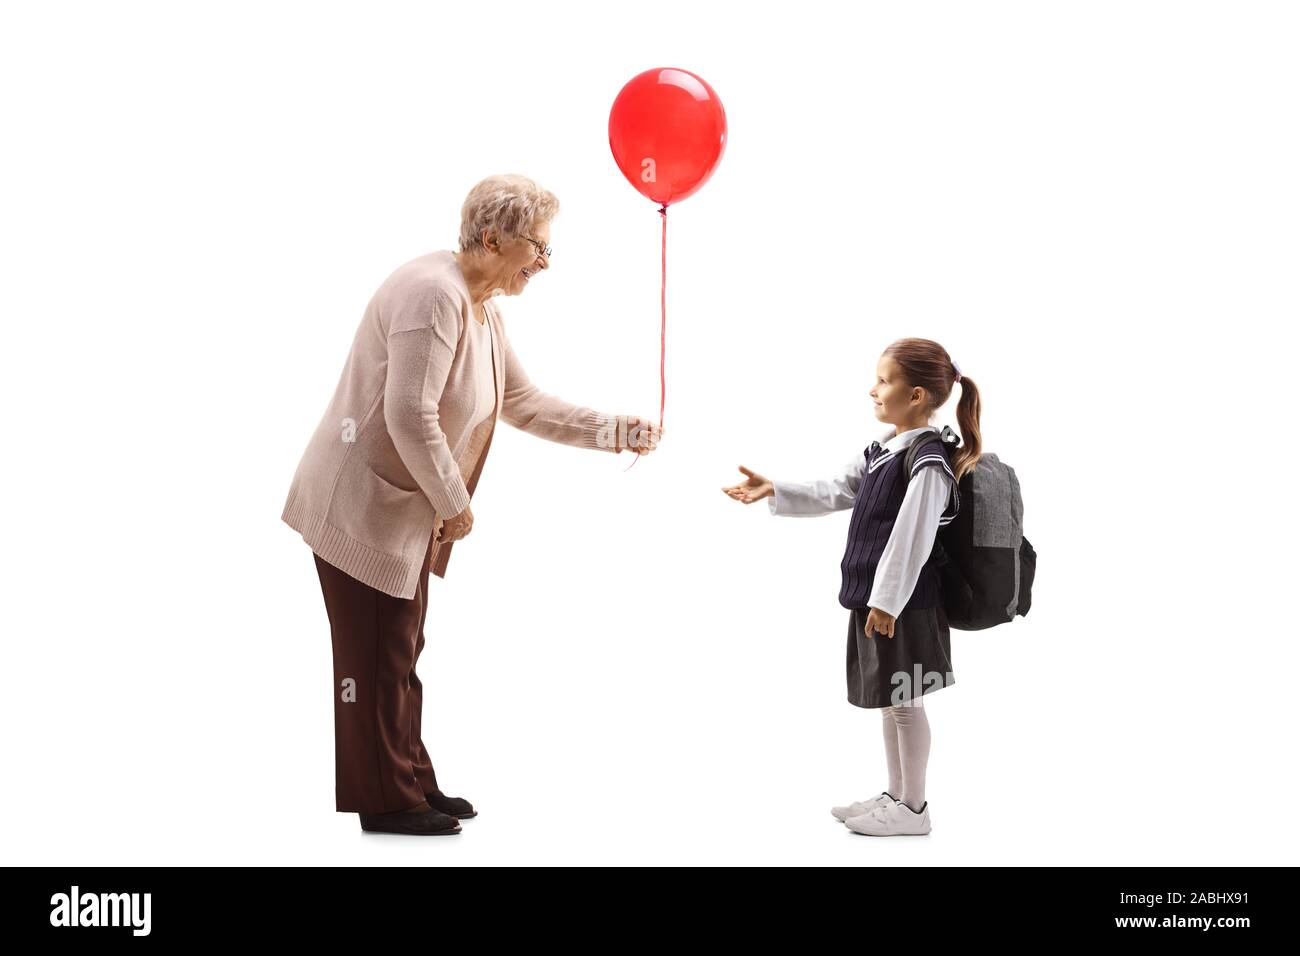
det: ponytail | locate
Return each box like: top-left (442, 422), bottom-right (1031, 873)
top-left (951, 373), bottom-right (982, 483)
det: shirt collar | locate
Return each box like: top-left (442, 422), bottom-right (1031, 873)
top-left (875, 425), bottom-right (938, 456)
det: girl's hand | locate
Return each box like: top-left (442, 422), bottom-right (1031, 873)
top-left (865, 607), bottom-right (896, 639)
top-left (722, 465), bottom-right (774, 504)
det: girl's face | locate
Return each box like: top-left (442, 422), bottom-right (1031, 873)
top-left (870, 355), bottom-right (927, 427)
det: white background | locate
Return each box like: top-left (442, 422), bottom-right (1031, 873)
top-left (2, 0), bottom-right (1297, 865)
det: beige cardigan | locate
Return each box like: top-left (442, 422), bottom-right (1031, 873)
top-left (282, 250), bottom-right (624, 599)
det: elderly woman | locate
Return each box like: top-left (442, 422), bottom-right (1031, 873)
top-left (282, 174), bottom-right (661, 835)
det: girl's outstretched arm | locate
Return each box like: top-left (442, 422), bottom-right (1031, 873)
top-left (763, 425), bottom-right (898, 516)
top-left (767, 454), bottom-right (868, 516)
top-left (719, 454), bottom-right (868, 516)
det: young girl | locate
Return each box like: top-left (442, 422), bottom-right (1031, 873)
top-left (722, 337), bottom-right (982, 836)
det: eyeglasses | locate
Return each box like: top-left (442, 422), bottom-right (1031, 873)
top-left (522, 235), bottom-right (552, 260)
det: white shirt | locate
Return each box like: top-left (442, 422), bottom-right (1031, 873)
top-left (768, 425), bottom-right (955, 618)
top-left (466, 310), bottom-right (497, 431)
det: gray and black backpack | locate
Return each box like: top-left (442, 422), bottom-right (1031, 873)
top-left (903, 426), bottom-right (1036, 630)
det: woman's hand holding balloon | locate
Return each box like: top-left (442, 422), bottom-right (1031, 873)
top-left (619, 416), bottom-right (663, 455)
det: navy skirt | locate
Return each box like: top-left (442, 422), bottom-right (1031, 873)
top-left (846, 602), bottom-right (955, 709)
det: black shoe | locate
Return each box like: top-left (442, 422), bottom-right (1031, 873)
top-left (425, 790), bottom-right (476, 819)
top-left (359, 804), bottom-right (462, 835)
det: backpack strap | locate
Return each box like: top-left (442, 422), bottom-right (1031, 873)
top-left (902, 425), bottom-right (959, 484)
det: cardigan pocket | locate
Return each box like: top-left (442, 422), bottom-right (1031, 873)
top-left (325, 463), bottom-right (432, 565)
top-left (363, 466), bottom-right (422, 503)
top-left (355, 466), bottom-right (429, 537)
top-left (366, 462), bottom-right (420, 494)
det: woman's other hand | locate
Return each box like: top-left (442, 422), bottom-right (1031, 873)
top-left (620, 416), bottom-right (663, 455)
top-left (436, 505), bottom-right (474, 543)
top-left (721, 466), bottom-right (774, 504)
top-left (865, 607), bottom-right (896, 639)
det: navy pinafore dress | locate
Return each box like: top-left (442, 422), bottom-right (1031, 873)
top-left (839, 433), bottom-right (959, 709)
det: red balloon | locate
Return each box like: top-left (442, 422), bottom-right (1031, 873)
top-left (608, 67), bottom-right (727, 208)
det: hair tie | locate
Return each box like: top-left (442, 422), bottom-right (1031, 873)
top-left (952, 360), bottom-right (963, 384)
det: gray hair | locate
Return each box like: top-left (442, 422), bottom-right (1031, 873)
top-left (458, 174), bottom-right (560, 254)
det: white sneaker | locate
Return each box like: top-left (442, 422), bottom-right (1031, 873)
top-left (845, 798), bottom-right (932, 836)
top-left (831, 791), bottom-right (897, 823)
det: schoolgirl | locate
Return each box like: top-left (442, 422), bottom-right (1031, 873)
top-left (722, 337), bottom-right (982, 836)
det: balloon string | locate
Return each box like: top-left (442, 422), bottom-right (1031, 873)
top-left (624, 202), bottom-right (668, 472)
top-left (658, 201), bottom-right (667, 430)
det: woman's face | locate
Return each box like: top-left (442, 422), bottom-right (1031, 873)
top-left (870, 355), bottom-right (925, 425)
top-left (490, 219), bottom-right (551, 296)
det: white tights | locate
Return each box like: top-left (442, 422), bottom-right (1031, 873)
top-left (881, 698), bottom-right (931, 814)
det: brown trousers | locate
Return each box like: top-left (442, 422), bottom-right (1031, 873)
top-left (313, 533), bottom-right (440, 813)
